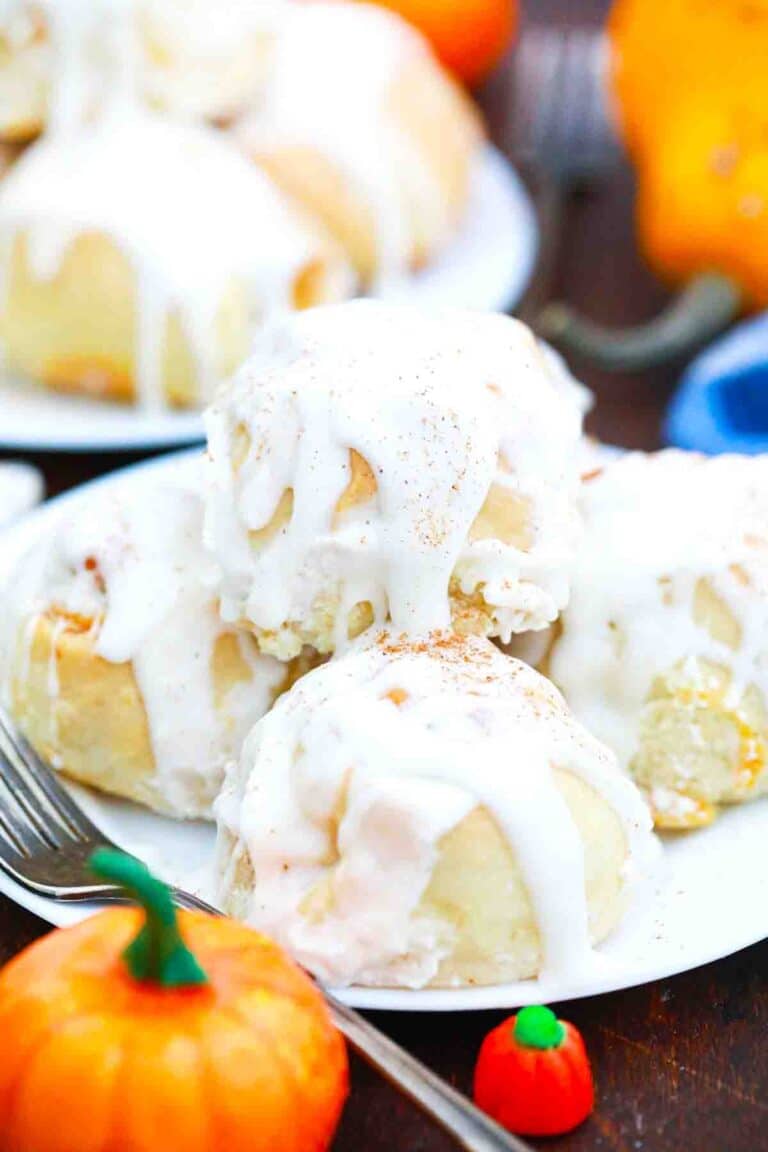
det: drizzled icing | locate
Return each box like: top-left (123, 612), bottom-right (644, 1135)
top-left (550, 450), bottom-right (768, 769)
top-left (204, 302), bottom-right (585, 653)
top-left (216, 631), bottom-right (654, 988)
top-left (0, 465), bottom-right (286, 817)
top-left (139, 0), bottom-right (284, 121)
top-left (0, 106), bottom-right (341, 408)
top-left (0, 0), bottom-right (350, 409)
top-left (0, 0), bottom-right (285, 125)
top-left (236, 0), bottom-right (468, 291)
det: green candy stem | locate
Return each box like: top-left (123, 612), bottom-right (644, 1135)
top-left (513, 1005), bottom-right (565, 1050)
top-left (90, 848), bottom-right (208, 989)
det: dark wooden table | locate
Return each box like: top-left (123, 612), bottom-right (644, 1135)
top-left (3, 3), bottom-right (767, 1150)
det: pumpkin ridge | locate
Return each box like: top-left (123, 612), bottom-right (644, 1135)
top-left (212, 998), bottom-right (327, 1150)
top-left (96, 1016), bottom-right (131, 1152)
top-left (1, 999), bottom-right (120, 1139)
top-left (2, 1021), bottom-right (61, 1140)
top-left (197, 1000), bottom-right (303, 1151)
top-left (6, 1013), bottom-right (127, 1151)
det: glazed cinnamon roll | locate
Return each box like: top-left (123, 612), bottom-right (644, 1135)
top-left (550, 450), bottom-right (768, 829)
top-left (1, 472), bottom-right (311, 818)
top-left (205, 302), bottom-right (585, 659)
top-left (0, 108), bottom-right (351, 409)
top-left (217, 630), bottom-right (654, 988)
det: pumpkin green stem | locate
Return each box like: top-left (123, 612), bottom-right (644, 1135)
top-left (513, 1005), bottom-right (565, 1050)
top-left (90, 848), bottom-right (208, 989)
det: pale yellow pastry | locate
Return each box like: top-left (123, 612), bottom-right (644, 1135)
top-left (205, 302), bottom-right (585, 660)
top-left (550, 450), bottom-right (768, 830)
top-left (0, 472), bottom-right (303, 819)
top-left (235, 1), bottom-right (483, 288)
top-left (216, 630), bottom-right (654, 989)
top-left (0, 107), bottom-right (352, 409)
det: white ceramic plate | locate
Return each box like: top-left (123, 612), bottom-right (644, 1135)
top-left (0, 461), bottom-right (44, 527)
top-left (0, 146), bottom-right (537, 454)
top-left (3, 451), bottom-right (767, 1012)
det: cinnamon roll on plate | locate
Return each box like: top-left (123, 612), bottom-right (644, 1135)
top-left (205, 302), bottom-right (586, 660)
top-left (0, 108), bottom-right (351, 410)
top-left (217, 630), bottom-right (655, 988)
top-left (550, 450), bottom-right (768, 829)
top-left (0, 474), bottom-right (309, 819)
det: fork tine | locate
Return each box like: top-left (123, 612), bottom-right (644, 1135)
top-left (512, 28), bottom-right (561, 161)
top-left (0, 707), bottom-right (104, 845)
top-left (511, 24), bottom-right (618, 182)
top-left (0, 783), bottom-right (40, 859)
top-left (588, 32), bottom-right (616, 160)
top-left (0, 733), bottom-right (67, 849)
top-left (553, 30), bottom-right (585, 166)
top-left (531, 33), bottom-right (568, 168)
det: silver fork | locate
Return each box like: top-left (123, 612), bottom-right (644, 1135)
top-left (0, 705), bottom-right (532, 1152)
top-left (510, 24), bottom-right (619, 325)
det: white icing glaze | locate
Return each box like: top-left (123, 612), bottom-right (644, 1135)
top-left (0, 0), bottom-right (36, 45)
top-left (0, 0), bottom-right (286, 125)
top-left (235, 0), bottom-right (469, 290)
top-left (0, 103), bottom-right (344, 408)
top-left (0, 464), bottom-right (286, 817)
top-left (0, 0), bottom-right (351, 409)
top-left (204, 302), bottom-right (584, 648)
top-left (139, 0), bottom-right (284, 120)
top-left (550, 450), bottom-right (768, 768)
top-left (216, 630), bottom-right (654, 988)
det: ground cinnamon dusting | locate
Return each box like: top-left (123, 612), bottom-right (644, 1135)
top-left (375, 629), bottom-right (496, 668)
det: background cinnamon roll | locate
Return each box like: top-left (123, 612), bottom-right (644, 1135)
top-left (0, 108), bottom-right (351, 409)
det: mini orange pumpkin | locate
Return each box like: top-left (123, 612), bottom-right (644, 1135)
top-left (474, 1005), bottom-right (594, 1137)
top-left (0, 851), bottom-right (348, 1152)
top-left (610, 0), bottom-right (768, 309)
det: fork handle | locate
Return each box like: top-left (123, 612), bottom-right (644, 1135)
top-left (326, 994), bottom-right (532, 1152)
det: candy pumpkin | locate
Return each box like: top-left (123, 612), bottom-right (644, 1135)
top-left (474, 1005), bottom-right (594, 1137)
top-left (359, 0), bottom-right (518, 85)
top-left (610, 0), bottom-right (768, 309)
top-left (0, 851), bottom-right (348, 1152)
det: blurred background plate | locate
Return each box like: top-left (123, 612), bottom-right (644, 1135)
top-left (2, 450), bottom-right (768, 1013)
top-left (0, 146), bottom-right (536, 454)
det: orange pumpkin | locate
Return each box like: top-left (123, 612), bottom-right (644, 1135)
top-left (359, 0), bottom-right (518, 85)
top-left (0, 851), bottom-right (348, 1152)
top-left (609, 0), bottom-right (768, 309)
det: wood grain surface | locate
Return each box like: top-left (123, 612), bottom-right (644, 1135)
top-left (2, 3), bottom-right (765, 1150)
